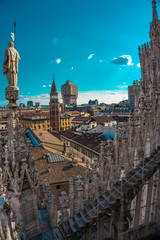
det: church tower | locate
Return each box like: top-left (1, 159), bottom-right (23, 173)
top-left (50, 75), bottom-right (60, 132)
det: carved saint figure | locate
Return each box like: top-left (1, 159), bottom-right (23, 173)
top-left (3, 42), bottom-right (20, 88)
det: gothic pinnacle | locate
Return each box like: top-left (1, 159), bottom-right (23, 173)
top-left (152, 0), bottom-right (159, 22)
top-left (51, 74), bottom-right (57, 93)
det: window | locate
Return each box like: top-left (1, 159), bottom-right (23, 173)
top-left (56, 185), bottom-right (61, 189)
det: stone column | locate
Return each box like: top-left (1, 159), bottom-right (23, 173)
top-left (91, 158), bottom-right (99, 198)
top-left (97, 216), bottom-right (104, 240)
top-left (144, 133), bottom-right (151, 158)
top-left (75, 174), bottom-right (84, 212)
top-left (144, 176), bottom-right (153, 229)
top-left (155, 170), bottom-right (160, 226)
top-left (99, 141), bottom-right (106, 189)
top-left (85, 227), bottom-right (91, 240)
top-left (111, 209), bottom-right (120, 240)
top-left (134, 189), bottom-right (142, 232)
top-left (69, 177), bottom-right (74, 216)
top-left (84, 159), bottom-right (90, 202)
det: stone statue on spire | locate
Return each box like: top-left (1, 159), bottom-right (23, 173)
top-left (3, 42), bottom-right (20, 107)
top-left (3, 42), bottom-right (20, 89)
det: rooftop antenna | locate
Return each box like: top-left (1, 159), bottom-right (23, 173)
top-left (11, 22), bottom-right (16, 46)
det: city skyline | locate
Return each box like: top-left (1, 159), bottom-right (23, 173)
top-left (0, 0), bottom-right (157, 105)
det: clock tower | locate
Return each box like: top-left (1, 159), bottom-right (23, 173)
top-left (50, 75), bottom-right (60, 132)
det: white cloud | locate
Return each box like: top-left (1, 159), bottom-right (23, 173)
top-left (111, 55), bottom-right (134, 66)
top-left (55, 58), bottom-right (61, 64)
top-left (88, 53), bottom-right (95, 60)
top-left (125, 55), bottom-right (134, 66)
top-left (43, 85), bottom-right (46, 88)
top-left (49, 85), bottom-right (51, 87)
top-left (71, 67), bottom-right (74, 70)
top-left (137, 63), bottom-right (140, 67)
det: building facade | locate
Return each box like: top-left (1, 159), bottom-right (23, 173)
top-left (19, 112), bottom-right (50, 130)
top-left (50, 76), bottom-right (60, 132)
top-left (60, 114), bottom-right (72, 131)
top-left (61, 80), bottom-right (78, 105)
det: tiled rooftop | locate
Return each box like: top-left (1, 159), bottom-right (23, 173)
top-left (61, 131), bottom-right (106, 153)
top-left (32, 147), bottom-right (85, 185)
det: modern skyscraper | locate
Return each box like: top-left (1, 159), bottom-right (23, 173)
top-left (61, 80), bottom-right (78, 105)
top-left (27, 100), bottom-right (33, 108)
top-left (50, 75), bottom-right (60, 132)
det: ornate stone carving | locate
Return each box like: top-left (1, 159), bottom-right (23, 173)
top-left (5, 87), bottom-right (19, 101)
top-left (75, 174), bottom-right (84, 212)
top-left (59, 191), bottom-right (69, 223)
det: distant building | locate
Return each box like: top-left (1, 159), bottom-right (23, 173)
top-left (60, 114), bottom-right (72, 131)
top-left (61, 80), bottom-right (78, 105)
top-left (35, 102), bottom-right (41, 109)
top-left (118, 100), bottom-right (128, 106)
top-left (19, 111), bottom-right (50, 130)
top-left (27, 101), bottom-right (33, 109)
top-left (19, 103), bottom-right (25, 108)
top-left (88, 99), bottom-right (98, 106)
top-left (50, 75), bottom-right (60, 132)
top-left (60, 131), bottom-right (106, 163)
top-left (60, 111), bottom-right (82, 131)
top-left (128, 84), bottom-right (140, 106)
top-left (75, 116), bottom-right (116, 133)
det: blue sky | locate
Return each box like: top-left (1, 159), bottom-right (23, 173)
top-left (0, 0), bottom-right (158, 105)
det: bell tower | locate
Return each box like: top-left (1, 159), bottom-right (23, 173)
top-left (50, 75), bottom-right (60, 132)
